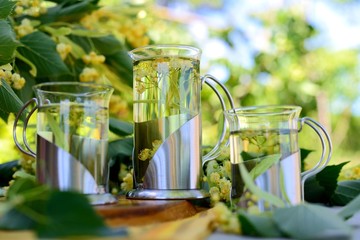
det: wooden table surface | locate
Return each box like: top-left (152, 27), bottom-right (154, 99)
top-left (94, 196), bottom-right (207, 227)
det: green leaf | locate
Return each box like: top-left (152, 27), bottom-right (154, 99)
top-left (0, 178), bottom-right (127, 237)
top-left (106, 51), bottom-right (133, 87)
top-left (37, 191), bottom-right (109, 238)
top-left (92, 35), bottom-right (124, 55)
top-left (17, 31), bottom-right (70, 78)
top-left (300, 148), bottom-right (314, 172)
top-left (304, 162), bottom-right (349, 204)
top-left (37, 0), bottom-right (99, 24)
top-left (0, 79), bottom-right (25, 122)
top-left (6, 177), bottom-right (40, 200)
top-left (109, 118), bottom-right (133, 136)
top-left (249, 155), bottom-right (278, 180)
top-left (0, 20), bottom-right (21, 65)
top-left (0, 160), bottom-right (19, 187)
top-left (332, 180), bottom-right (360, 206)
top-left (108, 137), bottom-right (133, 159)
top-left (337, 192), bottom-right (360, 220)
top-left (238, 154), bottom-right (285, 208)
top-left (0, 0), bottom-right (16, 19)
top-left (0, 178), bottom-right (50, 230)
top-left (273, 203), bottom-right (352, 240)
top-left (238, 211), bottom-right (283, 238)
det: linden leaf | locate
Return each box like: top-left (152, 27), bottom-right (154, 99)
top-left (17, 31), bottom-right (70, 78)
top-left (0, 20), bottom-right (21, 65)
top-left (0, 79), bottom-right (25, 122)
top-left (0, 0), bottom-right (16, 19)
top-left (273, 204), bottom-right (352, 240)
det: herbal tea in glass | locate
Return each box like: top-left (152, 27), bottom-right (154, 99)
top-left (224, 105), bottom-right (332, 211)
top-left (133, 55), bottom-right (201, 188)
top-left (37, 102), bottom-right (109, 194)
top-left (230, 128), bottom-right (301, 211)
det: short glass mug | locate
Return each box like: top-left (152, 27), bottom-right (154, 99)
top-left (13, 82), bottom-right (115, 205)
top-left (224, 105), bottom-right (332, 211)
top-left (127, 44), bottom-right (234, 199)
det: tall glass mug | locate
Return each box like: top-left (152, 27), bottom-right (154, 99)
top-left (224, 105), bottom-right (332, 211)
top-left (127, 44), bottom-right (234, 199)
top-left (13, 82), bottom-right (116, 205)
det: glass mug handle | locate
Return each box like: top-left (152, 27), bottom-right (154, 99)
top-left (299, 117), bottom-right (333, 200)
top-left (201, 74), bottom-right (236, 163)
top-left (13, 98), bottom-right (38, 158)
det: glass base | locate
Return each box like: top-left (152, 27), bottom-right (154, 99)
top-left (87, 193), bottom-right (118, 205)
top-left (126, 189), bottom-right (209, 200)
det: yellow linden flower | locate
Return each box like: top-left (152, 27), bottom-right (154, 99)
top-left (209, 172), bottom-right (221, 184)
top-left (16, 18), bottom-right (34, 37)
top-left (82, 51), bottom-right (105, 65)
top-left (218, 178), bottom-right (231, 201)
top-left (209, 186), bottom-right (221, 203)
top-left (17, 0), bottom-right (29, 7)
top-left (79, 67), bottom-right (99, 82)
top-left (11, 73), bottom-right (26, 90)
top-left (4, 71), bottom-right (12, 84)
top-left (27, 6), bottom-right (40, 17)
top-left (56, 43), bottom-right (72, 60)
top-left (0, 69), bottom-right (5, 79)
top-left (223, 160), bottom-right (231, 178)
top-left (152, 140), bottom-right (162, 151)
top-left (120, 171), bottom-right (134, 192)
top-left (14, 6), bottom-right (24, 16)
top-left (212, 202), bottom-right (241, 234)
top-left (138, 148), bottom-right (151, 161)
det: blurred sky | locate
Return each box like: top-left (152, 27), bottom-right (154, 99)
top-left (160, 0), bottom-right (360, 69)
top-left (159, 0), bottom-right (360, 114)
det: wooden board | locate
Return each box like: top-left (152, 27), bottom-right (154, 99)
top-left (94, 197), bottom-right (201, 227)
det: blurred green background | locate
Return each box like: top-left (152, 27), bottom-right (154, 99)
top-left (1, 0), bottom-right (360, 173)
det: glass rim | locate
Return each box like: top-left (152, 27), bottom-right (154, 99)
top-left (33, 82), bottom-right (113, 96)
top-left (224, 105), bottom-right (302, 117)
top-left (128, 44), bottom-right (201, 61)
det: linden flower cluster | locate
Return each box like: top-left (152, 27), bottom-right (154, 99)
top-left (79, 51), bottom-right (106, 83)
top-left (138, 140), bottom-right (162, 161)
top-left (80, 8), bottom-right (150, 48)
top-left (14, 18), bottom-right (35, 38)
top-left (56, 43), bottom-right (72, 60)
top-left (118, 19), bottom-right (150, 48)
top-left (212, 202), bottom-right (241, 234)
top-left (14, 0), bottom-right (47, 18)
top-left (204, 148), bottom-right (232, 205)
top-left (120, 169), bottom-right (134, 192)
top-left (134, 57), bottom-right (198, 95)
top-left (0, 64), bottom-right (26, 90)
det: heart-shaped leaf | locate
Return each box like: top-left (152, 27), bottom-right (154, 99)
top-left (332, 180), bottom-right (360, 206)
top-left (17, 31), bottom-right (70, 78)
top-left (273, 203), bottom-right (352, 240)
top-left (109, 117), bottom-right (133, 136)
top-left (0, 20), bottom-right (21, 65)
top-left (238, 211), bottom-right (283, 238)
top-left (108, 137), bottom-right (133, 159)
top-left (238, 154), bottom-right (285, 208)
top-left (0, 0), bottom-right (16, 19)
top-left (305, 162), bottom-right (349, 204)
top-left (0, 79), bottom-right (25, 122)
